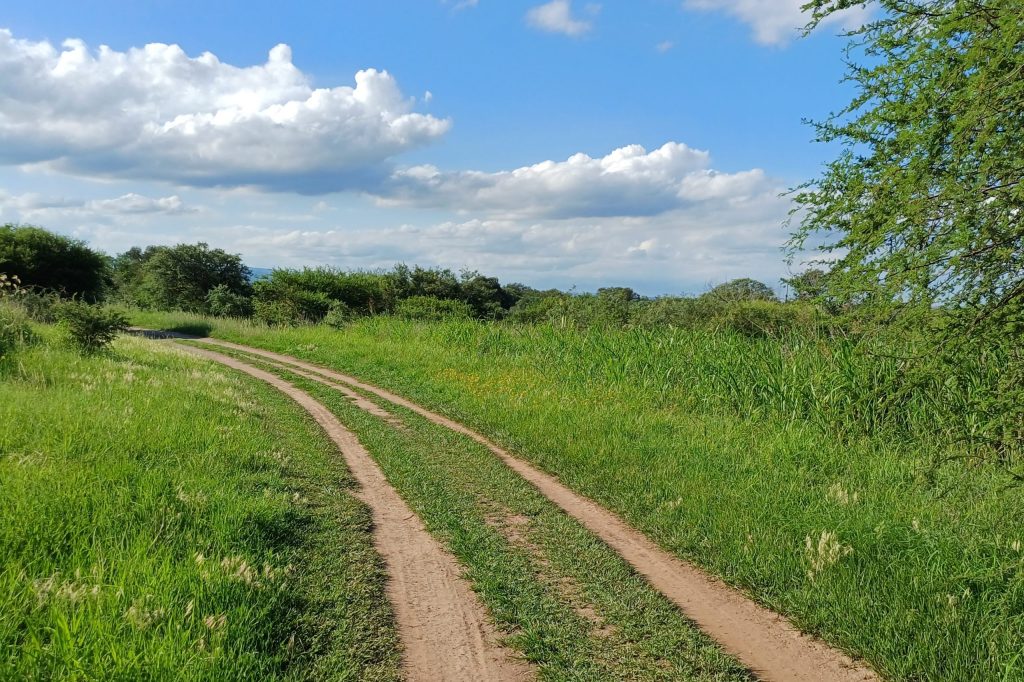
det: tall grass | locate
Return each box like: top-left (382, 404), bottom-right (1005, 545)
top-left (133, 309), bottom-right (1024, 680)
top-left (0, 330), bottom-right (399, 680)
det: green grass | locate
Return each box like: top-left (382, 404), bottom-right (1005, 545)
top-left (205, 345), bottom-right (752, 681)
top-left (137, 310), bottom-right (1024, 681)
top-left (0, 331), bottom-right (400, 681)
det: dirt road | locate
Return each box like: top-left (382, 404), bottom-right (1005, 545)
top-left (178, 344), bottom-right (532, 682)
top-left (175, 335), bottom-right (879, 682)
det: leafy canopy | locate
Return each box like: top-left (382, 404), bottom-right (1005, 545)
top-left (0, 225), bottom-right (109, 302)
top-left (116, 243), bottom-right (251, 312)
top-left (791, 0), bottom-right (1024, 338)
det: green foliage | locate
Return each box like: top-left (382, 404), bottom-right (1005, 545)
top-left (793, 0), bottom-right (1024, 459)
top-left (55, 301), bottom-right (129, 354)
top-left (0, 337), bottom-right (401, 680)
top-left (390, 264), bottom-right (461, 301)
top-left (252, 267), bottom-right (395, 322)
top-left (0, 225), bottom-right (110, 302)
top-left (507, 291), bottom-right (569, 324)
top-left (717, 300), bottom-right (815, 339)
top-left (782, 269), bottom-right (828, 302)
top-left (115, 243), bottom-right (252, 312)
top-left (205, 283), bottom-right (254, 318)
top-left (701, 278), bottom-right (778, 303)
top-left (459, 271), bottom-right (516, 319)
top-left (322, 301), bottom-right (354, 329)
top-left (253, 281), bottom-right (333, 326)
top-left (0, 302), bottom-right (34, 361)
top-left (394, 295), bottom-right (474, 321)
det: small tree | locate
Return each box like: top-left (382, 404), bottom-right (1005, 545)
top-left (792, 0), bottom-right (1024, 458)
top-left (782, 269), bottom-right (828, 301)
top-left (395, 296), bottom-right (474, 321)
top-left (205, 284), bottom-right (253, 318)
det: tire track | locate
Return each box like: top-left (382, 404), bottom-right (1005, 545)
top-left (176, 343), bottom-right (532, 682)
top-left (187, 336), bottom-right (879, 682)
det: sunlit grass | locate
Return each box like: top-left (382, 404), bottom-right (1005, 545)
top-left (134, 309), bottom-right (1024, 681)
top-left (0, 333), bottom-right (400, 681)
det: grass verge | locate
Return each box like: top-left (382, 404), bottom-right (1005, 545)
top-left (0, 332), bottom-right (400, 681)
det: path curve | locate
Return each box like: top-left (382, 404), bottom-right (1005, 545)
top-left (190, 336), bottom-right (879, 682)
top-left (177, 344), bottom-right (532, 682)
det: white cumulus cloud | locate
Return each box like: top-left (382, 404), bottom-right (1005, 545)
top-left (85, 193), bottom-right (190, 215)
top-left (526, 0), bottom-right (598, 37)
top-left (683, 0), bottom-right (873, 46)
top-left (376, 142), bottom-right (778, 219)
top-left (0, 29), bottom-right (450, 192)
top-left (0, 190), bottom-right (192, 220)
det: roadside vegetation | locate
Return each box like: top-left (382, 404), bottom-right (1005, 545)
top-left (140, 311), bottom-right (1024, 681)
top-left (0, 315), bottom-right (401, 680)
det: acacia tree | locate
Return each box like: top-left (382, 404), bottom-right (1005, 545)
top-left (792, 0), bottom-right (1024, 332)
top-left (791, 0), bottom-right (1024, 456)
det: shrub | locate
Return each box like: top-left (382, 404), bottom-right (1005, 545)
top-left (0, 301), bottom-right (35, 360)
top-left (395, 296), bottom-right (474, 322)
top-left (12, 287), bottom-right (61, 323)
top-left (719, 301), bottom-right (818, 339)
top-left (126, 243), bottom-right (252, 312)
top-left (0, 225), bottom-right (110, 302)
top-left (56, 301), bottom-right (129, 354)
top-left (701, 278), bottom-right (778, 303)
top-left (322, 302), bottom-right (354, 329)
top-left (205, 284), bottom-right (254, 318)
top-left (508, 294), bottom-right (569, 324)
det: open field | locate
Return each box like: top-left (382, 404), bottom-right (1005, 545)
top-left (132, 310), bottom-right (1024, 681)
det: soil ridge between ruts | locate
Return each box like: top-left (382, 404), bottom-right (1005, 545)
top-left (176, 343), bottom-right (533, 682)
top-left (172, 333), bottom-right (879, 682)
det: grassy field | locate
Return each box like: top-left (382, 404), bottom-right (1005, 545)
top-left (0, 328), bottom-right (401, 680)
top-left (136, 310), bottom-right (1024, 681)
top-left (201, 342), bottom-right (754, 680)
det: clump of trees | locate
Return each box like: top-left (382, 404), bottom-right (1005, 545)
top-left (113, 243), bottom-right (252, 313)
top-left (0, 225), bottom-right (109, 302)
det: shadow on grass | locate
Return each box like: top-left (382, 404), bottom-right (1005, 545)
top-left (166, 322), bottom-right (213, 336)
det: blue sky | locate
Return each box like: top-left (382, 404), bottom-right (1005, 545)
top-left (0, 1), bottom-right (870, 295)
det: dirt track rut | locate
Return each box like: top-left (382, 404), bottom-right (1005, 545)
top-left (177, 344), bottom-right (532, 682)
top-left (186, 336), bottom-right (879, 682)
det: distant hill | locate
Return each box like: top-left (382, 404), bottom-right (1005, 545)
top-left (248, 267), bottom-right (274, 282)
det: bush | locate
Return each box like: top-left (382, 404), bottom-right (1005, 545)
top-left (322, 302), bottom-right (354, 329)
top-left (205, 284), bottom-right (254, 318)
top-left (719, 301), bottom-right (818, 339)
top-left (0, 225), bottom-right (110, 302)
top-left (12, 287), bottom-right (61, 323)
top-left (0, 302), bottom-right (35, 360)
top-left (56, 301), bottom-right (129, 354)
top-left (701, 278), bottom-right (778, 303)
top-left (508, 294), bottom-right (569, 324)
top-left (395, 296), bottom-right (474, 322)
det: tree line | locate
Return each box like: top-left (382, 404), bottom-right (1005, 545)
top-left (1, 224), bottom-right (825, 335)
